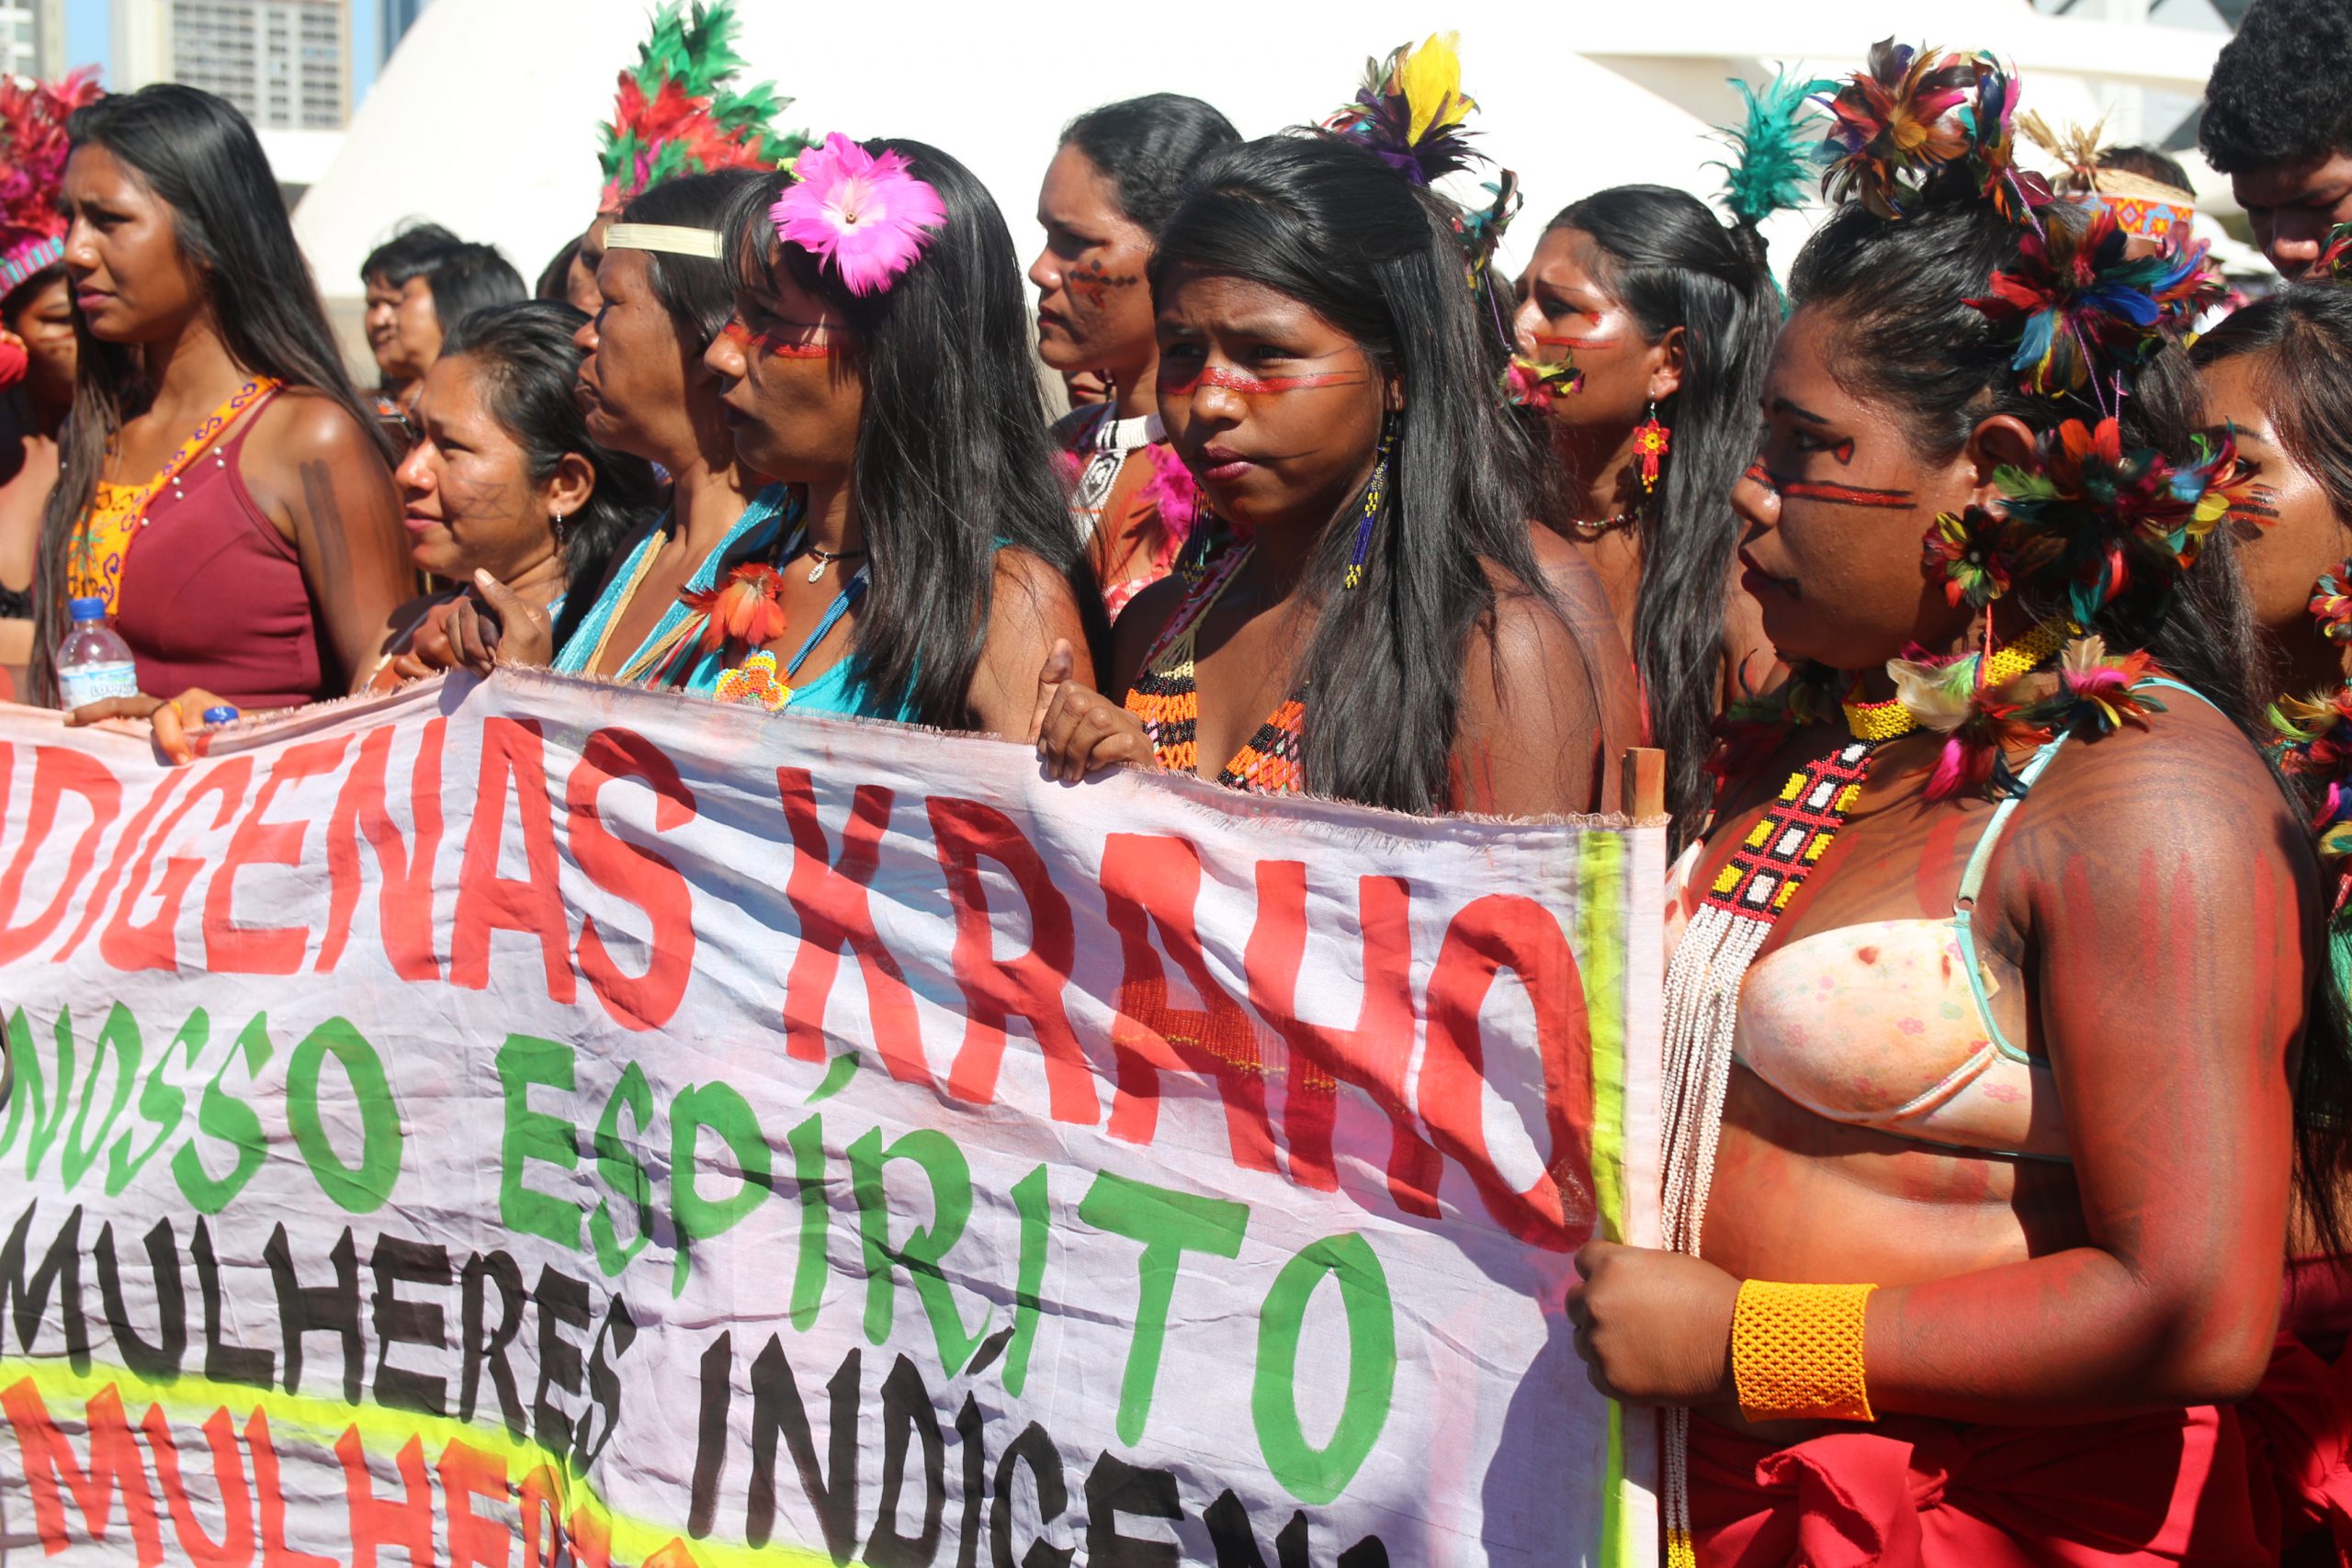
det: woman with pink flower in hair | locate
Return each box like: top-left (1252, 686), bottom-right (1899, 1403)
top-left (695, 133), bottom-right (1103, 729)
top-left (1030, 95), bottom-right (1238, 617)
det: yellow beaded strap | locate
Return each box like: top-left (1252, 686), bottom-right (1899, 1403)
top-left (1731, 1280), bottom-right (1878, 1422)
top-left (1840, 614), bottom-right (2076, 741)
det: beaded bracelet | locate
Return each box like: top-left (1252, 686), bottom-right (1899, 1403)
top-left (1730, 1280), bottom-right (1878, 1422)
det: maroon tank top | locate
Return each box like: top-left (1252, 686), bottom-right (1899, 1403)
top-left (112, 390), bottom-right (333, 709)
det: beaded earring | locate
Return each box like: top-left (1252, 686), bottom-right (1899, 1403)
top-left (551, 509), bottom-right (569, 547)
top-left (1345, 418), bottom-right (1396, 591)
top-left (1634, 400), bottom-right (1671, 494)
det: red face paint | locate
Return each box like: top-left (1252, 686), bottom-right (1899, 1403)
top-left (1532, 333), bottom-right (1610, 352)
top-left (1745, 458), bottom-right (1915, 509)
top-left (1158, 365), bottom-right (1367, 396)
top-left (2228, 486), bottom-right (2282, 527)
top-left (721, 319), bottom-right (831, 360)
top-left (1066, 260), bottom-right (1139, 313)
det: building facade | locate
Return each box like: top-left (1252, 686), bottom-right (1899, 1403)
top-left (0, 0), bottom-right (67, 81)
top-left (380, 0), bottom-right (432, 72)
top-left (115, 0), bottom-right (351, 130)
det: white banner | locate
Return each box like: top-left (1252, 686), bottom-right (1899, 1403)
top-left (0, 670), bottom-right (1663, 1567)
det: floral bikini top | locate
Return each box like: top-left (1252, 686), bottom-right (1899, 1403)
top-left (1123, 542), bottom-right (1305, 795)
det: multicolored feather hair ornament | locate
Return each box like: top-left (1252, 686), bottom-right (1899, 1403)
top-left (2312, 559), bottom-right (2352, 642)
top-left (0, 68), bottom-right (99, 301)
top-left (2275, 689), bottom-right (2352, 848)
top-left (2318, 222), bottom-right (2352, 284)
top-left (1814, 39), bottom-right (2040, 221)
top-left (2270, 686), bottom-right (2352, 998)
top-left (1966, 197), bottom-right (2223, 404)
top-left (1990, 415), bottom-right (2238, 620)
top-left (597, 1), bottom-right (808, 215)
top-left (1321, 31), bottom-right (1481, 186)
top-left (1708, 70), bottom-right (1833, 231)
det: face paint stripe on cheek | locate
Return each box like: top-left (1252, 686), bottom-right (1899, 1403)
top-left (1748, 459), bottom-right (1916, 509)
top-left (1067, 259), bottom-right (1139, 312)
top-left (719, 319), bottom-right (832, 359)
top-left (1155, 366), bottom-right (1368, 396)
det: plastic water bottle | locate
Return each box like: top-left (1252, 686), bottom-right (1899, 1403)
top-left (55, 596), bottom-right (141, 711)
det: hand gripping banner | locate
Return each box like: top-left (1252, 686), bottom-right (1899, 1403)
top-left (0, 671), bottom-right (1664, 1567)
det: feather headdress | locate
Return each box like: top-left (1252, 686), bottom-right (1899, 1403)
top-left (1815, 39), bottom-right (2039, 220)
top-left (1966, 197), bottom-right (2222, 400)
top-left (2271, 688), bottom-right (2352, 862)
top-left (2318, 222), bottom-right (2352, 284)
top-left (1991, 415), bottom-right (2237, 619)
top-left (1708, 71), bottom-right (1832, 231)
top-left (0, 68), bottom-right (99, 299)
top-left (597, 1), bottom-right (807, 214)
top-left (1322, 31), bottom-right (1480, 186)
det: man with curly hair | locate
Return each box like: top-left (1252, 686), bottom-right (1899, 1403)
top-left (2204, 0), bottom-right (2352, 279)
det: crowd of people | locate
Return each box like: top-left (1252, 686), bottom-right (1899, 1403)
top-left (9, 0), bottom-right (2352, 1558)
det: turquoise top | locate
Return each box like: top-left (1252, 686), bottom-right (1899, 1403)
top-left (552, 484), bottom-right (798, 695)
top-left (786, 657), bottom-right (923, 722)
top-left (773, 530), bottom-right (921, 722)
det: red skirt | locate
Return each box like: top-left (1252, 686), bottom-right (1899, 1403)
top-left (1687, 1399), bottom-right (2279, 1567)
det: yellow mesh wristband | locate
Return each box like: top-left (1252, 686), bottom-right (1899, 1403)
top-left (1731, 1280), bottom-right (1877, 1422)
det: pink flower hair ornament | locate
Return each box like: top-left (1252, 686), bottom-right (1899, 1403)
top-left (770, 132), bottom-right (947, 297)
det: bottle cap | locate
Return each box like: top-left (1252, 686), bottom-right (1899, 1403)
top-left (67, 596), bottom-right (105, 622)
top-left (200, 705), bottom-right (240, 725)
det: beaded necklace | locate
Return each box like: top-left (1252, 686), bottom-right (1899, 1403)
top-left (1124, 542), bottom-right (1306, 794)
top-left (1663, 614), bottom-right (2083, 1565)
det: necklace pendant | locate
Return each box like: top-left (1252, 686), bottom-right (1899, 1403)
top-left (808, 558), bottom-right (828, 584)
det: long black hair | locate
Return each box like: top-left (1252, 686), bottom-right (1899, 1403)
top-left (1151, 133), bottom-right (1555, 814)
top-left (31, 84), bottom-right (389, 704)
top-left (621, 168), bottom-right (765, 351)
top-left (1786, 188), bottom-right (2265, 728)
top-left (1060, 94), bottom-right (1240, 232)
top-left (435, 300), bottom-right (659, 655)
top-left (1548, 186), bottom-right (1779, 843)
top-left (719, 141), bottom-right (1105, 727)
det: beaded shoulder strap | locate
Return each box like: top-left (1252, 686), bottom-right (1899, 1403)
top-left (1124, 544), bottom-right (1251, 774)
top-left (1657, 734), bottom-right (1888, 1568)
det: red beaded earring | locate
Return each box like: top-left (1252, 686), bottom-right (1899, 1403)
top-left (1634, 400), bottom-right (1671, 493)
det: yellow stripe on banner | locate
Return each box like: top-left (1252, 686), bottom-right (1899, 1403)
top-left (0, 1357), bottom-right (845, 1568)
top-left (1572, 830), bottom-right (1633, 1568)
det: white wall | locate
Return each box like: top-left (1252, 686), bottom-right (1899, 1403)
top-left (292, 0), bottom-right (2233, 307)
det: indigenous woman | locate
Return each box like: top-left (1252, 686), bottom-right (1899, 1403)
top-left (694, 134), bottom-right (1101, 730)
top-left (369, 301), bottom-right (655, 694)
top-left (1510, 79), bottom-right (1805, 842)
top-left (2192, 284), bottom-right (2352, 1563)
top-left (449, 168), bottom-right (783, 692)
top-left (42, 85), bottom-right (411, 724)
top-left (361, 222), bottom-right (459, 417)
top-left (0, 70), bottom-right (100, 694)
top-left (1033, 39), bottom-right (1608, 816)
top-left (1567, 45), bottom-right (2326, 1564)
top-left (1514, 187), bottom-right (1779, 836)
top-left (1031, 94), bottom-right (1238, 615)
